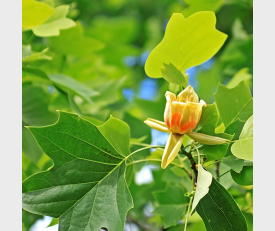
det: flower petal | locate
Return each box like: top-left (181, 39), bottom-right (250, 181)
top-left (187, 132), bottom-right (230, 145)
top-left (161, 133), bottom-right (184, 169)
top-left (144, 119), bottom-right (170, 133)
top-left (177, 85), bottom-right (199, 103)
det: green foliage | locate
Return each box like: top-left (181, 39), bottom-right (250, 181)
top-left (22, 1), bottom-right (252, 230)
top-left (145, 12), bottom-right (227, 78)
top-left (32, 5), bottom-right (75, 37)
top-left (196, 178), bottom-right (247, 231)
top-left (22, 112), bottom-right (133, 231)
top-left (22, 0), bottom-right (55, 28)
top-left (231, 166), bottom-right (253, 186)
top-left (214, 81), bottom-right (252, 127)
top-left (153, 185), bottom-right (188, 228)
top-left (194, 103), bottom-right (233, 160)
top-left (231, 115), bottom-right (253, 161)
top-left (191, 164), bottom-right (212, 213)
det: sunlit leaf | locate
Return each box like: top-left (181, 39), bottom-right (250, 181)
top-left (145, 12), bottom-right (227, 78)
top-left (32, 5), bottom-right (75, 37)
top-left (22, 111), bottom-right (133, 231)
top-left (196, 178), bottom-right (247, 231)
top-left (231, 115), bottom-right (253, 161)
top-left (22, 0), bottom-right (55, 28)
top-left (191, 164), bottom-right (212, 213)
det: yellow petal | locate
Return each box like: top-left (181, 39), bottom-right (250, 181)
top-left (177, 85), bottom-right (199, 103)
top-left (187, 132), bottom-right (230, 145)
top-left (144, 119), bottom-right (170, 133)
top-left (161, 133), bottom-right (184, 169)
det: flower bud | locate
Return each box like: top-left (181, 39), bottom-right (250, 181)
top-left (187, 132), bottom-right (230, 145)
top-left (164, 86), bottom-right (206, 134)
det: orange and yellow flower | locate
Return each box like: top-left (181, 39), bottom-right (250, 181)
top-left (144, 85), bottom-right (229, 169)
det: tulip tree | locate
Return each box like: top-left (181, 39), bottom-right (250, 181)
top-left (22, 1), bottom-right (253, 230)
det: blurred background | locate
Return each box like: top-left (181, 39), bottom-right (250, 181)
top-left (22, 0), bottom-right (253, 230)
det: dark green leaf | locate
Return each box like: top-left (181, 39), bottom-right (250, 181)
top-left (231, 166), bottom-right (253, 186)
top-left (22, 111), bottom-right (133, 231)
top-left (196, 178), bottom-right (247, 231)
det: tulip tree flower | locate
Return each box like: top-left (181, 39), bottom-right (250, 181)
top-left (144, 86), bottom-right (229, 169)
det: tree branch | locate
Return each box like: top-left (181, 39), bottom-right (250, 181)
top-left (215, 162), bottom-right (220, 182)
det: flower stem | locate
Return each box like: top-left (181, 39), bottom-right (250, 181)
top-left (180, 145), bottom-right (198, 187)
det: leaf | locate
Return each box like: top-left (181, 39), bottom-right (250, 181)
top-left (214, 81), bottom-right (252, 127)
top-left (22, 84), bottom-right (58, 126)
top-left (193, 104), bottom-right (233, 160)
top-left (22, 45), bottom-right (51, 63)
top-left (22, 111), bottom-right (133, 231)
top-left (191, 164), bottom-right (212, 213)
top-left (196, 178), bottom-right (247, 231)
top-left (161, 62), bottom-right (187, 86)
top-left (145, 12), bottom-right (227, 78)
top-left (32, 5), bottom-right (76, 37)
top-left (22, 0), bottom-right (55, 28)
top-left (22, 67), bottom-right (51, 84)
top-left (98, 116), bottom-right (130, 157)
top-left (153, 185), bottom-right (188, 228)
top-left (47, 22), bottom-right (104, 57)
top-left (182, 0), bottom-right (224, 18)
top-left (231, 115), bottom-right (253, 161)
top-left (231, 166), bottom-right (253, 186)
top-left (47, 217), bottom-right (59, 227)
top-left (226, 68), bottom-right (252, 89)
top-left (222, 119), bottom-right (246, 172)
top-left (48, 74), bottom-right (99, 104)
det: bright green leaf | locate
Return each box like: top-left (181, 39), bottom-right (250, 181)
top-left (231, 115), bottom-right (253, 161)
top-left (47, 217), bottom-right (59, 227)
top-left (160, 62), bottom-right (187, 86)
top-left (153, 185), bottom-right (188, 228)
top-left (22, 111), bottom-right (133, 231)
top-left (47, 22), bottom-right (104, 57)
top-left (32, 5), bottom-right (76, 37)
top-left (191, 164), bottom-right (212, 213)
top-left (196, 178), bottom-right (247, 231)
top-left (22, 45), bottom-right (51, 63)
top-left (48, 74), bottom-right (99, 104)
top-left (98, 116), bottom-right (130, 157)
top-left (22, 0), bottom-right (55, 28)
top-left (145, 12), bottom-right (227, 78)
top-left (231, 166), bottom-right (253, 186)
top-left (214, 81), bottom-right (252, 127)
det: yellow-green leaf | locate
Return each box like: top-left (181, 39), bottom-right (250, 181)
top-left (22, 0), bottom-right (55, 29)
top-left (145, 12), bottom-right (227, 78)
top-left (32, 5), bottom-right (75, 37)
